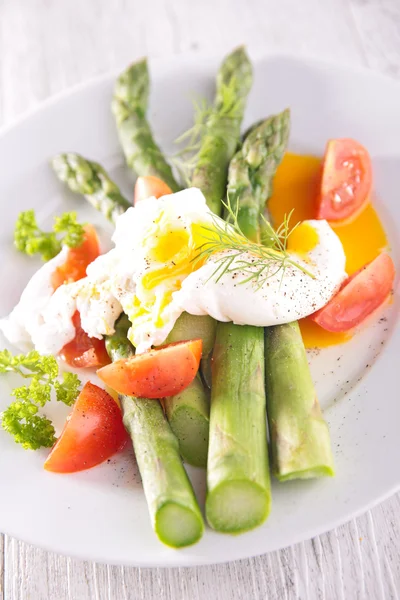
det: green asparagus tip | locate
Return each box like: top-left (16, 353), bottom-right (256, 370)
top-left (113, 58), bottom-right (149, 118)
top-left (217, 47), bottom-right (252, 102)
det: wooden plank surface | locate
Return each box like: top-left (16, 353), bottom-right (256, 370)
top-left (0, 0), bottom-right (399, 597)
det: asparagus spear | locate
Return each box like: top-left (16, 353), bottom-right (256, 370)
top-left (105, 316), bottom-right (204, 548)
top-left (111, 57), bottom-right (214, 468)
top-left (264, 321), bottom-right (334, 480)
top-left (165, 48), bottom-right (253, 471)
top-left (112, 59), bottom-right (179, 191)
top-left (191, 46), bottom-right (252, 216)
top-left (235, 113), bottom-right (334, 480)
top-left (227, 110), bottom-right (290, 242)
top-left (163, 312), bottom-right (215, 468)
top-left (206, 323), bottom-right (270, 532)
top-left (158, 48), bottom-right (252, 467)
top-left (165, 312), bottom-right (216, 358)
top-left (164, 375), bottom-right (210, 468)
top-left (238, 115), bottom-right (334, 481)
top-left (162, 49), bottom-right (252, 465)
top-left (206, 118), bottom-right (276, 533)
top-left (52, 153), bottom-right (130, 223)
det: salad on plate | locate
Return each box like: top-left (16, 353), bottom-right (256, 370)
top-left (0, 47), bottom-right (395, 549)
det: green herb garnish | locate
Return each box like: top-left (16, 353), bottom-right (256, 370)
top-left (0, 350), bottom-right (81, 449)
top-left (14, 210), bottom-right (85, 261)
top-left (194, 197), bottom-right (314, 290)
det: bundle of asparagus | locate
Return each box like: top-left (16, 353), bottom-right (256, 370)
top-left (51, 46), bottom-right (335, 546)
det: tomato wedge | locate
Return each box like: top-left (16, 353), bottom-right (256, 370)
top-left (134, 176), bottom-right (173, 205)
top-left (97, 339), bottom-right (202, 398)
top-left (311, 253), bottom-right (395, 332)
top-left (316, 138), bottom-right (372, 222)
top-left (51, 224), bottom-right (100, 290)
top-left (60, 311), bottom-right (110, 368)
top-left (44, 382), bottom-right (128, 473)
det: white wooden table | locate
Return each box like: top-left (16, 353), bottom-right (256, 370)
top-left (0, 0), bottom-right (399, 598)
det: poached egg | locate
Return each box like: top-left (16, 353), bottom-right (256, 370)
top-left (0, 188), bottom-right (347, 355)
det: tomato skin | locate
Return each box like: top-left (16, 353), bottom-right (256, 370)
top-left (51, 224), bottom-right (100, 291)
top-left (134, 176), bottom-right (173, 205)
top-left (317, 139), bottom-right (372, 222)
top-left (311, 253), bottom-right (395, 332)
top-left (60, 312), bottom-right (110, 368)
top-left (97, 339), bottom-right (202, 398)
top-left (44, 382), bottom-right (128, 474)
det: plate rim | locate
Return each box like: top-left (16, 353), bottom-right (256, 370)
top-left (2, 49), bottom-right (400, 141)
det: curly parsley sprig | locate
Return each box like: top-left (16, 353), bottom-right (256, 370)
top-left (14, 210), bottom-right (85, 261)
top-left (0, 350), bottom-right (81, 450)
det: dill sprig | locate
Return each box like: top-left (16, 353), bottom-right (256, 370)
top-left (193, 197), bottom-right (314, 290)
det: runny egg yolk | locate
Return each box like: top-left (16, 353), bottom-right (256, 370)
top-left (269, 152), bottom-right (388, 349)
top-left (286, 222), bottom-right (319, 258)
top-left (151, 229), bottom-right (189, 263)
top-left (142, 225), bottom-right (207, 291)
top-left (131, 221), bottom-right (210, 334)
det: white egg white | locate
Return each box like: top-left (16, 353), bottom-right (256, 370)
top-left (174, 220), bottom-right (347, 325)
top-left (0, 247), bottom-right (71, 353)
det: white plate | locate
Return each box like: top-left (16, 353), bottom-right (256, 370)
top-left (0, 54), bottom-right (399, 567)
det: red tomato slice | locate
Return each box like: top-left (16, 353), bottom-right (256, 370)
top-left (311, 253), bottom-right (395, 332)
top-left (51, 224), bottom-right (100, 291)
top-left (44, 382), bottom-right (128, 473)
top-left (60, 311), bottom-right (110, 368)
top-left (97, 339), bottom-right (202, 398)
top-left (316, 138), bottom-right (372, 222)
top-left (134, 176), bottom-right (173, 205)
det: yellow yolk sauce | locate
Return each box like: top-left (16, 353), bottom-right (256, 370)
top-left (269, 152), bottom-right (388, 348)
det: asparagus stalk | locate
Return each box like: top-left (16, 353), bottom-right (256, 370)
top-left (165, 312), bottom-right (216, 358)
top-left (112, 60), bottom-right (213, 467)
top-left (52, 153), bottom-right (130, 223)
top-left (164, 47), bottom-right (252, 472)
top-left (112, 59), bottom-right (179, 191)
top-left (191, 46), bottom-right (252, 216)
top-left (206, 117), bottom-right (276, 534)
top-left (163, 313), bottom-right (215, 468)
top-left (252, 117), bottom-right (334, 480)
top-left (264, 322), bottom-right (334, 480)
top-left (206, 324), bottom-right (270, 532)
top-left (237, 115), bottom-right (334, 481)
top-left (105, 316), bottom-right (204, 548)
top-left (227, 110), bottom-right (290, 242)
top-left (157, 51), bottom-right (252, 465)
top-left (164, 375), bottom-right (210, 468)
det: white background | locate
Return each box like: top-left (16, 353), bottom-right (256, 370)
top-left (0, 0), bottom-right (399, 598)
